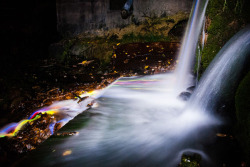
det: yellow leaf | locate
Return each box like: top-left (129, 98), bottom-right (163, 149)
top-left (63, 150), bottom-right (72, 156)
top-left (82, 60), bottom-right (87, 64)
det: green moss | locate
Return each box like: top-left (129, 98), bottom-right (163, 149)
top-left (54, 12), bottom-right (189, 69)
top-left (235, 71), bottom-right (250, 163)
top-left (179, 153), bottom-right (201, 167)
top-left (56, 29), bottom-right (175, 69)
top-left (201, 2), bottom-right (250, 164)
top-left (121, 32), bottom-right (171, 43)
top-left (200, 0), bottom-right (249, 74)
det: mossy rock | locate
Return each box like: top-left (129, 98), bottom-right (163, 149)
top-left (235, 71), bottom-right (250, 163)
top-left (179, 153), bottom-right (201, 167)
top-left (200, 0), bottom-right (249, 74)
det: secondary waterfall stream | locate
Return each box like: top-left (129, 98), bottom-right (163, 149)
top-left (189, 27), bottom-right (250, 112)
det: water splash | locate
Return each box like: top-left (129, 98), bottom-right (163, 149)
top-left (0, 0), bottom-right (209, 139)
top-left (19, 74), bottom-right (219, 167)
top-left (189, 26), bottom-right (250, 112)
top-left (4, 1), bottom-right (249, 167)
top-left (175, 0), bottom-right (209, 92)
top-left (0, 90), bottom-right (103, 138)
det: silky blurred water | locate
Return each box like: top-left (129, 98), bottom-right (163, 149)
top-left (14, 0), bottom-right (250, 166)
top-left (175, 0), bottom-right (208, 91)
top-left (20, 74), bottom-right (219, 167)
top-left (189, 26), bottom-right (250, 112)
top-left (19, 27), bottom-right (250, 167)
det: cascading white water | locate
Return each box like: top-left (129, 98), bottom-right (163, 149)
top-left (9, 1), bottom-right (250, 167)
top-left (175, 0), bottom-right (209, 92)
top-left (18, 25), bottom-right (250, 165)
top-left (0, 0), bottom-right (208, 138)
top-left (20, 74), bottom-right (218, 167)
top-left (189, 27), bottom-right (250, 112)
top-left (196, 45), bottom-right (201, 85)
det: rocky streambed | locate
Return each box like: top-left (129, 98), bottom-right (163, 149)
top-left (0, 42), bottom-right (179, 165)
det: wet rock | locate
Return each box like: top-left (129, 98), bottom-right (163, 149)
top-left (54, 122), bottom-right (63, 132)
top-left (178, 91), bottom-right (191, 101)
top-left (75, 95), bottom-right (89, 104)
top-left (186, 86), bottom-right (195, 93)
top-left (0, 39), bottom-right (183, 157)
top-left (0, 74), bottom-right (120, 154)
top-left (54, 132), bottom-right (79, 137)
top-left (178, 152), bottom-right (202, 167)
top-left (168, 19), bottom-right (188, 38)
top-left (70, 44), bottom-right (89, 56)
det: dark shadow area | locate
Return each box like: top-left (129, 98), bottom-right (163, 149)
top-left (0, 0), bottom-right (59, 125)
top-left (168, 19), bottom-right (188, 39)
top-left (110, 0), bottom-right (127, 11)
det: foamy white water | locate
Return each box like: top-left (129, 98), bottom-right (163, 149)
top-left (189, 26), bottom-right (250, 112)
top-left (12, 1), bottom-right (250, 167)
top-left (22, 74), bottom-right (218, 167)
top-left (175, 0), bottom-right (209, 92)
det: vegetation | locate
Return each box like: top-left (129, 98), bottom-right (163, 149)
top-left (179, 153), bottom-right (201, 167)
top-left (102, 12), bottom-right (189, 40)
top-left (54, 13), bottom-right (187, 68)
top-left (120, 32), bottom-right (171, 43)
top-left (198, 0), bottom-right (250, 164)
top-left (200, 0), bottom-right (250, 73)
top-left (52, 12), bottom-right (191, 69)
top-left (55, 33), bottom-right (174, 71)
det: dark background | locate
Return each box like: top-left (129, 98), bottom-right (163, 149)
top-left (0, 0), bottom-right (59, 125)
top-left (0, 0), bottom-right (58, 69)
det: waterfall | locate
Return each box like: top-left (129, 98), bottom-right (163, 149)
top-left (174, 0), bottom-right (209, 92)
top-left (4, 1), bottom-right (250, 166)
top-left (201, 18), bottom-right (206, 50)
top-left (196, 45), bottom-right (201, 86)
top-left (196, 18), bottom-right (206, 85)
top-left (189, 27), bottom-right (250, 112)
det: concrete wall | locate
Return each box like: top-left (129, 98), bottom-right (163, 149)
top-left (56, 0), bottom-right (193, 36)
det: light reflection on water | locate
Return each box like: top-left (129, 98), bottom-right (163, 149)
top-left (21, 73), bottom-right (219, 167)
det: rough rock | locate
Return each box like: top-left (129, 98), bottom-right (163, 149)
top-left (178, 91), bottom-right (191, 101)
